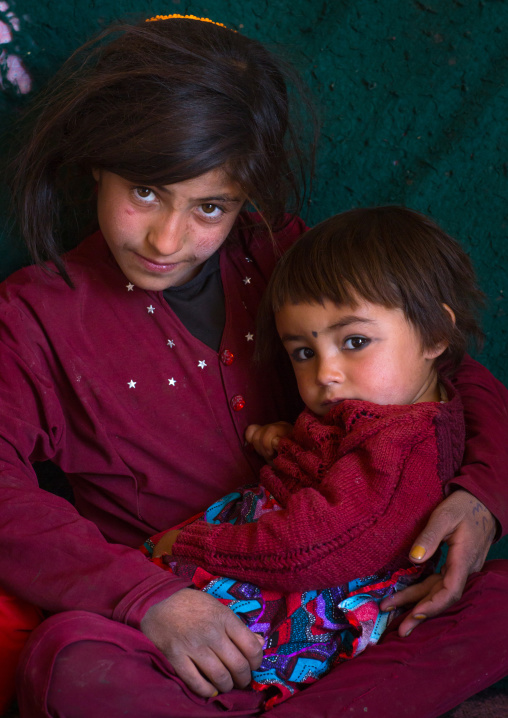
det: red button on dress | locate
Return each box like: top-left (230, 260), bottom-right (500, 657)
top-left (220, 349), bottom-right (234, 365)
top-left (230, 394), bottom-right (246, 411)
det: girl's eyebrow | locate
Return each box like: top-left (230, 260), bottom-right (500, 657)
top-left (196, 194), bottom-right (243, 203)
top-left (280, 316), bottom-right (375, 344)
top-left (156, 187), bottom-right (243, 203)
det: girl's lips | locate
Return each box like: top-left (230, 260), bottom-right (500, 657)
top-left (134, 252), bottom-right (181, 273)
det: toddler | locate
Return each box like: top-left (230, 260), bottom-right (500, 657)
top-left (145, 205), bottom-right (484, 707)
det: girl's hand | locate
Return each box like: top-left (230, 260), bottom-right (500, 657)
top-left (245, 421), bottom-right (294, 462)
top-left (153, 529), bottom-right (181, 557)
top-left (380, 489), bottom-right (496, 637)
top-left (141, 589), bottom-right (264, 698)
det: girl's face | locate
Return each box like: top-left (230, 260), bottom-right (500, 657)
top-left (93, 168), bottom-right (245, 291)
top-left (275, 298), bottom-right (445, 416)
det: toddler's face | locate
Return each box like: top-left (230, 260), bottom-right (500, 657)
top-left (275, 298), bottom-right (444, 416)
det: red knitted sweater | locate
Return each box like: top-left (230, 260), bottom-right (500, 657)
top-left (172, 382), bottom-right (464, 592)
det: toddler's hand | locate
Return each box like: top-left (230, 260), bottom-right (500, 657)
top-left (245, 421), bottom-right (293, 462)
top-left (153, 529), bottom-right (181, 557)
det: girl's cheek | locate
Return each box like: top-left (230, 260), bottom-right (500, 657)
top-left (195, 227), bottom-right (229, 251)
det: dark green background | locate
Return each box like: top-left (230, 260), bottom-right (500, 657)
top-left (0, 1), bottom-right (506, 557)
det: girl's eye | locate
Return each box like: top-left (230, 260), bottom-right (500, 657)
top-left (343, 336), bottom-right (370, 350)
top-left (290, 347), bottom-right (315, 362)
top-left (134, 187), bottom-right (156, 202)
top-left (198, 203), bottom-right (223, 219)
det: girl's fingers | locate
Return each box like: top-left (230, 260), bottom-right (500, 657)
top-left (225, 614), bottom-right (264, 673)
top-left (380, 573), bottom-right (442, 611)
top-left (190, 619), bottom-right (262, 693)
top-left (169, 654), bottom-right (220, 698)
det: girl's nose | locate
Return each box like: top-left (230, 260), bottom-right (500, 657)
top-left (316, 357), bottom-right (345, 386)
top-left (147, 211), bottom-right (186, 256)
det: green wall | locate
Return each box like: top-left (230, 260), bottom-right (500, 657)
top-left (0, 1), bottom-right (507, 555)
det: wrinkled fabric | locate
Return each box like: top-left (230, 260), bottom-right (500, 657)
top-left (0, 214), bottom-right (304, 627)
top-left (17, 561), bottom-right (508, 718)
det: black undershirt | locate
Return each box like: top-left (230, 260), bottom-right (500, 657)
top-left (162, 252), bottom-right (225, 352)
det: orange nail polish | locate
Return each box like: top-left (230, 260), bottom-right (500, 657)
top-left (410, 545), bottom-right (426, 560)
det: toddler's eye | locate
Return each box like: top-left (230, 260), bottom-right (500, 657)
top-left (291, 347), bottom-right (315, 362)
top-left (344, 336), bottom-right (370, 350)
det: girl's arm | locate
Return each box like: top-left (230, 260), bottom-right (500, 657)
top-left (381, 355), bottom-right (508, 637)
top-left (0, 318), bottom-right (189, 628)
top-left (171, 405), bottom-right (449, 592)
top-left (447, 354), bottom-right (508, 532)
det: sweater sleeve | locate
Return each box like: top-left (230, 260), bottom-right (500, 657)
top-left (172, 407), bottom-right (446, 592)
top-left (447, 355), bottom-right (508, 538)
top-left (0, 307), bottom-right (188, 629)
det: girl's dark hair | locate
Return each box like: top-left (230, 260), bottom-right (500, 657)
top-left (11, 17), bottom-right (315, 285)
top-left (258, 206), bottom-right (485, 372)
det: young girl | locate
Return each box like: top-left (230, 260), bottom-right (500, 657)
top-left (145, 205), bottom-right (481, 708)
top-left (1, 13), bottom-right (507, 718)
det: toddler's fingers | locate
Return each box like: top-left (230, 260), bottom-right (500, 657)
top-left (245, 424), bottom-right (261, 444)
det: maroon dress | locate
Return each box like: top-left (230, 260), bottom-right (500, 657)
top-left (0, 214), bottom-right (506, 716)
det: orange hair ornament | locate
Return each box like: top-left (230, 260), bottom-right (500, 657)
top-left (146, 14), bottom-right (236, 31)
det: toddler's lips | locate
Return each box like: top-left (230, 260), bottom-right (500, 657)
top-left (321, 398), bottom-right (346, 408)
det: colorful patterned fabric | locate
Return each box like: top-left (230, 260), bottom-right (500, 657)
top-left (143, 485), bottom-right (423, 709)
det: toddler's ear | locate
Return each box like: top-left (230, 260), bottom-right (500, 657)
top-left (423, 303), bottom-right (456, 360)
top-left (442, 303), bottom-right (456, 325)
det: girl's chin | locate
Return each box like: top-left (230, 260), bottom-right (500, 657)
top-left (122, 259), bottom-right (200, 289)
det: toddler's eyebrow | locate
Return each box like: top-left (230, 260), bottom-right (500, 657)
top-left (280, 316), bottom-right (375, 343)
top-left (328, 316), bottom-right (375, 331)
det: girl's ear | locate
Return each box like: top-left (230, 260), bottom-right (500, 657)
top-left (92, 168), bottom-right (101, 182)
top-left (423, 303), bottom-right (456, 360)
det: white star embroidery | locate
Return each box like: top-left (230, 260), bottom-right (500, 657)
top-left (126, 283), bottom-right (134, 291)
top-left (147, 305), bottom-right (155, 314)
top-left (168, 378), bottom-right (177, 386)
top-left (243, 277), bottom-right (252, 285)
top-left (127, 380), bottom-right (136, 388)
top-left (198, 360), bottom-right (207, 369)
top-left (167, 339), bottom-right (175, 348)
top-left (245, 332), bottom-right (254, 342)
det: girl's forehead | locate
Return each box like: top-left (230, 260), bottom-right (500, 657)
top-left (163, 168), bottom-right (244, 198)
